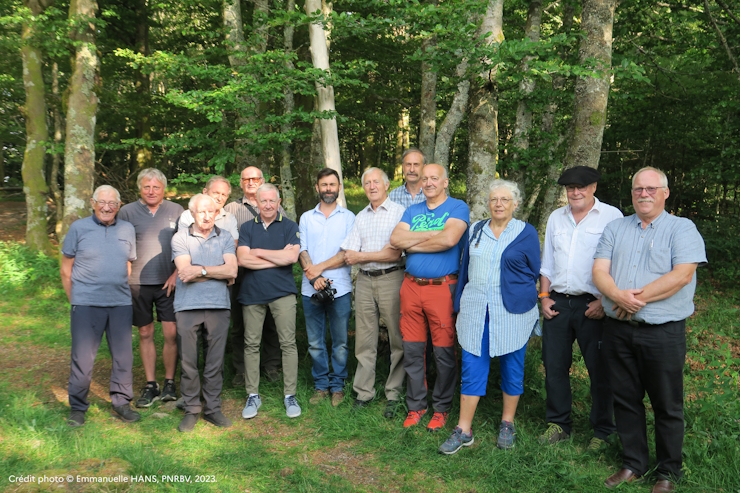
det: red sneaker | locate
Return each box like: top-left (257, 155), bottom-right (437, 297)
top-left (426, 411), bottom-right (449, 432)
top-left (403, 409), bottom-right (428, 428)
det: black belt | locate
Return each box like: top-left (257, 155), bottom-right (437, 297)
top-left (551, 291), bottom-right (595, 301)
top-left (360, 266), bottom-right (403, 277)
top-left (609, 317), bottom-right (658, 328)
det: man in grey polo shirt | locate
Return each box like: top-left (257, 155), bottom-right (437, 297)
top-left (60, 185), bottom-right (141, 426)
top-left (118, 168), bottom-right (184, 407)
top-left (171, 194), bottom-right (237, 432)
top-left (593, 166), bottom-right (706, 493)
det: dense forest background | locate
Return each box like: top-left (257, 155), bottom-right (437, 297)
top-left (1, 0), bottom-right (739, 278)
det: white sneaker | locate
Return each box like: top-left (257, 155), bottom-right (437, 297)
top-left (242, 394), bottom-right (261, 419)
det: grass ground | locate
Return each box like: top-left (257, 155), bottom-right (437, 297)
top-left (1, 204), bottom-right (739, 492)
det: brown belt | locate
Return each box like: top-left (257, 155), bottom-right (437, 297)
top-left (404, 273), bottom-right (458, 286)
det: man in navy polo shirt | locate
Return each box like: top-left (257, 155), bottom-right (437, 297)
top-left (237, 184), bottom-right (302, 419)
top-left (61, 185), bottom-right (141, 426)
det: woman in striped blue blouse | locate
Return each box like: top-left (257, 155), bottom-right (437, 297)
top-left (439, 179), bottom-right (541, 455)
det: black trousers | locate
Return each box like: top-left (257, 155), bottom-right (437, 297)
top-left (603, 317), bottom-right (686, 481)
top-left (542, 292), bottom-right (615, 439)
top-left (68, 305), bottom-right (134, 411)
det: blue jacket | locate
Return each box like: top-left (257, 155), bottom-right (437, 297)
top-left (454, 220), bottom-right (541, 314)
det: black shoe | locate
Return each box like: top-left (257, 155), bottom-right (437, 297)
top-left (384, 400), bottom-right (400, 418)
top-left (204, 411), bottom-right (232, 428)
top-left (68, 410), bottom-right (85, 427)
top-left (135, 383), bottom-right (161, 408)
top-left (178, 414), bottom-right (198, 432)
top-left (263, 368), bottom-right (281, 383)
top-left (161, 380), bottom-right (177, 402)
top-left (112, 405), bottom-right (141, 423)
top-left (353, 398), bottom-right (373, 409)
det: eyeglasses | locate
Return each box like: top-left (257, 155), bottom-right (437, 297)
top-left (632, 187), bottom-right (663, 196)
top-left (93, 200), bottom-right (120, 208)
top-left (242, 177), bottom-right (262, 183)
top-left (565, 185), bottom-right (590, 193)
top-left (489, 197), bottom-right (513, 205)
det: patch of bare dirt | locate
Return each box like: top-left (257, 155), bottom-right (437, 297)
top-left (308, 442), bottom-right (401, 493)
top-left (0, 201), bottom-right (27, 242)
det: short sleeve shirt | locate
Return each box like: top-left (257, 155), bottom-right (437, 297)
top-left (61, 215), bottom-right (137, 307)
top-left (594, 211), bottom-right (707, 324)
top-left (237, 214), bottom-right (301, 305)
top-left (171, 225), bottom-right (235, 312)
top-left (118, 199), bottom-right (184, 285)
top-left (401, 197), bottom-right (470, 278)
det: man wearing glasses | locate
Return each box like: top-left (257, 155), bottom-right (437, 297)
top-left (593, 167), bottom-right (706, 493)
top-left (61, 185), bottom-right (141, 426)
top-left (539, 166), bottom-right (622, 450)
top-left (119, 168), bottom-right (184, 408)
top-left (224, 167), bottom-right (284, 387)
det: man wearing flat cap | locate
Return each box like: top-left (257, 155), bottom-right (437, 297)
top-left (538, 165), bottom-right (623, 450)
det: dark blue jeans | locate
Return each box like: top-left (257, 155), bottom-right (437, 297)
top-left (302, 293), bottom-right (351, 393)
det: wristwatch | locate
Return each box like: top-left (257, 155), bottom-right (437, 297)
top-left (201, 267), bottom-right (207, 277)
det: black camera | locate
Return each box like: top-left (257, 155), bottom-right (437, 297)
top-left (310, 278), bottom-right (337, 305)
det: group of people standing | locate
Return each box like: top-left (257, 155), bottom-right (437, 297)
top-left (61, 148), bottom-right (705, 493)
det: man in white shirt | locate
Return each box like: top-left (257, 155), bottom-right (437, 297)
top-left (538, 166), bottom-right (623, 450)
top-left (342, 167), bottom-right (405, 418)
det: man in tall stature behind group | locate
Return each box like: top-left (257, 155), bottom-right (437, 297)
top-left (539, 166), bottom-right (622, 450)
top-left (224, 166), bottom-right (284, 386)
top-left (118, 168), bottom-right (183, 407)
top-left (593, 167), bottom-right (706, 493)
top-left (388, 148), bottom-right (426, 209)
top-left (391, 164), bottom-right (469, 433)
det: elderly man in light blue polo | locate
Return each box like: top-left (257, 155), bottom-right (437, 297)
top-left (593, 166), bottom-right (706, 493)
top-left (298, 168), bottom-right (355, 407)
top-left (171, 193), bottom-right (237, 433)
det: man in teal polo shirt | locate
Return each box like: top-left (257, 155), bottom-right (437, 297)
top-left (236, 184), bottom-right (302, 419)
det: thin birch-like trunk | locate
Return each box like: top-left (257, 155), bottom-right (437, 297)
top-left (434, 59), bottom-right (469, 171)
top-left (305, 0), bottom-right (346, 206)
top-left (279, 0), bottom-right (296, 220)
top-left (419, 35), bottom-right (437, 161)
top-left (62, 0), bottom-right (99, 238)
top-left (133, 0), bottom-right (152, 174)
top-left (51, 62), bottom-right (63, 235)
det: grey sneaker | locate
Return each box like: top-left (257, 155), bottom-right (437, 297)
top-left (539, 422), bottom-right (570, 445)
top-left (135, 383), bottom-right (161, 408)
top-left (284, 395), bottom-right (301, 418)
top-left (161, 380), bottom-right (177, 402)
top-left (439, 426), bottom-right (474, 455)
top-left (242, 394), bottom-right (261, 419)
top-left (497, 420), bottom-right (516, 449)
top-left (175, 397), bottom-right (186, 410)
top-left (112, 405), bottom-right (141, 423)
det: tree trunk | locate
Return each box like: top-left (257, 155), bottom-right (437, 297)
top-left (305, 0), bottom-right (346, 206)
top-left (20, 0), bottom-right (53, 254)
top-left (466, 0), bottom-right (504, 222)
top-left (394, 112), bottom-right (404, 177)
top-left (434, 59), bottom-right (469, 170)
top-left (62, 0), bottom-right (99, 238)
top-left (133, 0), bottom-right (152, 174)
top-left (279, 0), bottom-right (297, 220)
top-left (393, 109), bottom-right (410, 180)
top-left (419, 35), bottom-right (437, 161)
top-left (51, 61), bottom-right (63, 236)
top-left (562, 0), bottom-right (616, 172)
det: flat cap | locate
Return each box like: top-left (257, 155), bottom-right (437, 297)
top-left (558, 166), bottom-right (601, 186)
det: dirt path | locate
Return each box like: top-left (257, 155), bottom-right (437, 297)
top-left (0, 201), bottom-right (27, 242)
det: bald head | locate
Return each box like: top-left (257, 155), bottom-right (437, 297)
top-left (421, 164), bottom-right (449, 203)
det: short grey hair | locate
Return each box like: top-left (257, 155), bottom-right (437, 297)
top-left (361, 167), bottom-right (390, 187)
top-left (489, 179), bottom-right (523, 209)
top-left (205, 175), bottom-right (232, 194)
top-left (402, 148), bottom-right (427, 164)
top-left (632, 166), bottom-right (668, 188)
top-left (256, 183), bottom-right (280, 200)
top-left (92, 185), bottom-right (121, 202)
top-left (188, 193), bottom-right (217, 213)
top-left (137, 168), bottom-right (167, 190)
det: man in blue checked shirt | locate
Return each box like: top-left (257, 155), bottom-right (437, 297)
top-left (298, 168), bottom-right (355, 408)
top-left (388, 148), bottom-right (426, 209)
top-left (593, 167), bottom-right (706, 493)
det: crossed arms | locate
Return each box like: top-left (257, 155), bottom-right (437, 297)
top-left (390, 218), bottom-right (467, 253)
top-left (237, 244), bottom-right (300, 270)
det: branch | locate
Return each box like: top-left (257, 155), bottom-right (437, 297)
top-left (715, 0), bottom-right (740, 27)
top-left (704, 0), bottom-right (740, 84)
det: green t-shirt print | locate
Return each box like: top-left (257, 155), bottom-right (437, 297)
top-left (409, 212), bottom-right (450, 232)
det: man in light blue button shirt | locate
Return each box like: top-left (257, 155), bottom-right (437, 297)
top-left (298, 168), bottom-right (355, 407)
top-left (593, 167), bottom-right (706, 492)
